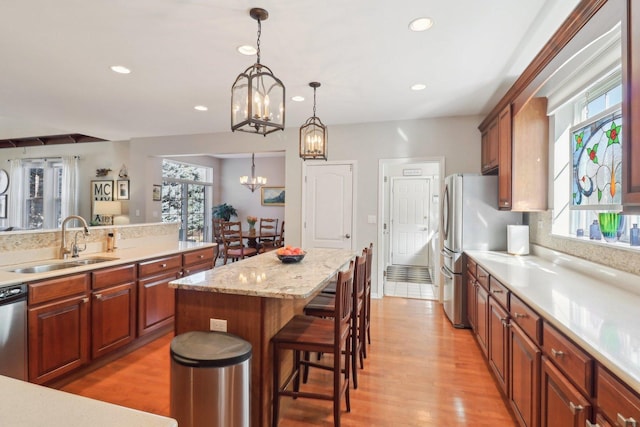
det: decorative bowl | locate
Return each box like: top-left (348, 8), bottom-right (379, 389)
top-left (277, 252), bottom-right (306, 263)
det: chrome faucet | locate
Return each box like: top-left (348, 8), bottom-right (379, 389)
top-left (72, 231), bottom-right (87, 258)
top-left (60, 215), bottom-right (89, 259)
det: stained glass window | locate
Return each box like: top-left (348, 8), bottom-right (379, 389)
top-left (570, 106), bottom-right (622, 210)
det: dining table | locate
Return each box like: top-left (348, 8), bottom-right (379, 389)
top-left (242, 230), bottom-right (276, 248)
top-left (169, 248), bottom-right (355, 427)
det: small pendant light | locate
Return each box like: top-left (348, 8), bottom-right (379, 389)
top-left (239, 153), bottom-right (267, 192)
top-left (231, 8), bottom-right (285, 136)
top-left (299, 82), bottom-right (328, 160)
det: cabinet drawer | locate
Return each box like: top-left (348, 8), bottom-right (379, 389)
top-left (92, 264), bottom-right (136, 290)
top-left (184, 261), bottom-right (213, 276)
top-left (138, 254), bottom-right (182, 278)
top-left (597, 367), bottom-right (640, 426)
top-left (510, 294), bottom-right (541, 345)
top-left (476, 265), bottom-right (490, 291)
top-left (183, 247), bottom-right (214, 267)
top-left (29, 273), bottom-right (90, 305)
top-left (466, 257), bottom-right (477, 278)
top-left (489, 276), bottom-right (509, 309)
top-left (542, 322), bottom-right (593, 397)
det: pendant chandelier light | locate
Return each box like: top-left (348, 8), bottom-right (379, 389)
top-left (240, 153), bottom-right (267, 192)
top-left (299, 82), bottom-right (328, 160)
top-left (231, 8), bottom-right (285, 136)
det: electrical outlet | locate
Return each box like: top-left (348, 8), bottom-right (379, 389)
top-left (209, 318), bottom-right (227, 332)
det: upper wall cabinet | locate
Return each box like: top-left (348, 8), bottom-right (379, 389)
top-left (481, 119), bottom-right (499, 174)
top-left (478, 0), bottom-right (636, 212)
top-left (622, 0), bottom-right (640, 209)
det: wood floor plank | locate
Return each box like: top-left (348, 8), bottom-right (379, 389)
top-left (61, 297), bottom-right (517, 426)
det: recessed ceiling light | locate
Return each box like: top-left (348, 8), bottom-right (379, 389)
top-left (409, 17), bottom-right (434, 32)
top-left (110, 65), bottom-right (131, 74)
top-left (237, 45), bottom-right (257, 56)
top-left (411, 83), bottom-right (427, 91)
top-left (194, 105), bottom-right (208, 111)
top-left (291, 95), bottom-right (305, 102)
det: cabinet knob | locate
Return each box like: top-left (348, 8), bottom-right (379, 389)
top-left (82, 297), bottom-right (89, 304)
top-left (551, 348), bottom-right (565, 358)
top-left (585, 421), bottom-right (601, 427)
top-left (513, 312), bottom-right (527, 319)
top-left (160, 263), bottom-right (167, 268)
top-left (617, 413), bottom-right (637, 427)
top-left (569, 402), bottom-right (584, 414)
top-left (198, 254), bottom-right (204, 259)
top-left (492, 289), bottom-right (503, 294)
top-left (94, 293), bottom-right (103, 301)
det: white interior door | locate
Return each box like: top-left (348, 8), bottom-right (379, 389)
top-left (390, 177), bottom-right (430, 266)
top-left (303, 163), bottom-right (354, 249)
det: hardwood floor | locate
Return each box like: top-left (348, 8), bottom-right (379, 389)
top-left (61, 297), bottom-right (517, 426)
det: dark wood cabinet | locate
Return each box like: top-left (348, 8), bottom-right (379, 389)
top-left (510, 322), bottom-right (541, 427)
top-left (91, 264), bottom-right (137, 359)
top-left (466, 271), bottom-right (477, 331)
top-left (497, 104), bottom-right (513, 209)
top-left (27, 273), bottom-right (91, 384)
top-left (541, 356), bottom-right (591, 427)
top-left (596, 366), bottom-right (640, 427)
top-left (488, 296), bottom-right (509, 395)
top-left (482, 119), bottom-right (499, 174)
top-left (137, 254), bottom-right (182, 336)
top-left (623, 0), bottom-right (640, 208)
top-left (475, 283), bottom-right (489, 358)
top-left (182, 247), bottom-right (215, 276)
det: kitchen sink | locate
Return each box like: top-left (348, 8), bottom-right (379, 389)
top-left (10, 257), bottom-right (119, 274)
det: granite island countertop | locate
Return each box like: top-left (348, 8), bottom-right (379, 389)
top-left (0, 375), bottom-right (177, 427)
top-left (169, 248), bottom-right (356, 299)
top-left (466, 246), bottom-right (640, 395)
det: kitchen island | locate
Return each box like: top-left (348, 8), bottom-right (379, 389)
top-left (169, 248), bottom-right (355, 427)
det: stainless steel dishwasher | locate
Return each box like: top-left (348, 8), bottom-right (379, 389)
top-left (0, 283), bottom-right (28, 381)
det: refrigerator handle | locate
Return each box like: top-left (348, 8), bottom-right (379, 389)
top-left (440, 249), bottom-right (453, 259)
top-left (440, 266), bottom-right (453, 279)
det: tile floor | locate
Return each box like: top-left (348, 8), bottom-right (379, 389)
top-left (383, 279), bottom-right (438, 300)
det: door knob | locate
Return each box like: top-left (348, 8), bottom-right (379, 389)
top-left (345, 234), bottom-right (351, 239)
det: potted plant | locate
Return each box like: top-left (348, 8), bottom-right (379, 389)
top-left (212, 203), bottom-right (238, 221)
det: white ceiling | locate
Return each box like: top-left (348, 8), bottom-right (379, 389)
top-left (0, 0), bottom-right (580, 142)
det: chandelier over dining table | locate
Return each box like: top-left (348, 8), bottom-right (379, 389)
top-left (240, 153), bottom-right (267, 192)
top-left (231, 7), bottom-right (285, 136)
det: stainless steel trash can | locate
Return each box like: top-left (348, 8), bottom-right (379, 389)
top-left (170, 331), bottom-right (252, 427)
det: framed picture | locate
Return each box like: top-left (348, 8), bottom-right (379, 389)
top-left (152, 184), bottom-right (162, 201)
top-left (91, 180), bottom-right (114, 225)
top-left (116, 179), bottom-right (130, 200)
top-left (261, 186), bottom-right (285, 206)
top-left (0, 194), bottom-right (7, 219)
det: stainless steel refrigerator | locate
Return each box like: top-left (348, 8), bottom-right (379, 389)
top-left (440, 174), bottom-right (522, 328)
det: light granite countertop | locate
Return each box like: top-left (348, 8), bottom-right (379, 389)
top-left (0, 240), bottom-right (216, 287)
top-left (0, 375), bottom-right (177, 427)
top-left (466, 245), bottom-right (640, 394)
top-left (169, 248), bottom-right (356, 299)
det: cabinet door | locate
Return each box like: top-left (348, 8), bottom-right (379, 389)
top-left (138, 271), bottom-right (179, 336)
top-left (28, 294), bottom-right (90, 384)
top-left (476, 284), bottom-right (489, 358)
top-left (541, 357), bottom-right (591, 427)
top-left (92, 282), bottom-right (136, 359)
top-left (623, 0), bottom-right (640, 207)
top-left (498, 104), bottom-right (513, 210)
top-left (488, 296), bottom-right (509, 395)
top-left (510, 322), bottom-right (541, 427)
top-left (466, 273), bottom-right (476, 331)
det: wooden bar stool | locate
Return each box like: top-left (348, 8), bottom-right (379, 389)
top-left (271, 262), bottom-right (354, 427)
top-left (304, 251), bottom-right (366, 389)
top-left (363, 243), bottom-right (373, 357)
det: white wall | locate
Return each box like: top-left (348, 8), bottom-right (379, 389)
top-left (128, 115), bottom-right (483, 294)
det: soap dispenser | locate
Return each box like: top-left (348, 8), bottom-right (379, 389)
top-left (589, 220), bottom-right (601, 240)
top-left (631, 224), bottom-right (640, 247)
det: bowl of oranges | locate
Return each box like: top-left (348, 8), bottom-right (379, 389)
top-left (276, 246), bottom-right (306, 263)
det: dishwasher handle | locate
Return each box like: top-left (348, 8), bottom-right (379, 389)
top-left (0, 284), bottom-right (28, 305)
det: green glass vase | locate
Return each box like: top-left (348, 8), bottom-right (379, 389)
top-left (598, 213), bottom-right (621, 242)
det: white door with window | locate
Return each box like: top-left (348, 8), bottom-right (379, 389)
top-left (390, 177), bottom-right (430, 266)
top-left (303, 162), bottom-right (355, 250)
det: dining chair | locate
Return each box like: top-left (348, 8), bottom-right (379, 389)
top-left (258, 218), bottom-right (278, 246)
top-left (363, 243), bottom-right (373, 356)
top-left (259, 220), bottom-right (286, 253)
top-left (211, 218), bottom-right (225, 262)
top-left (220, 221), bottom-right (257, 264)
top-left (304, 250), bottom-right (367, 389)
top-left (272, 261), bottom-right (354, 427)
